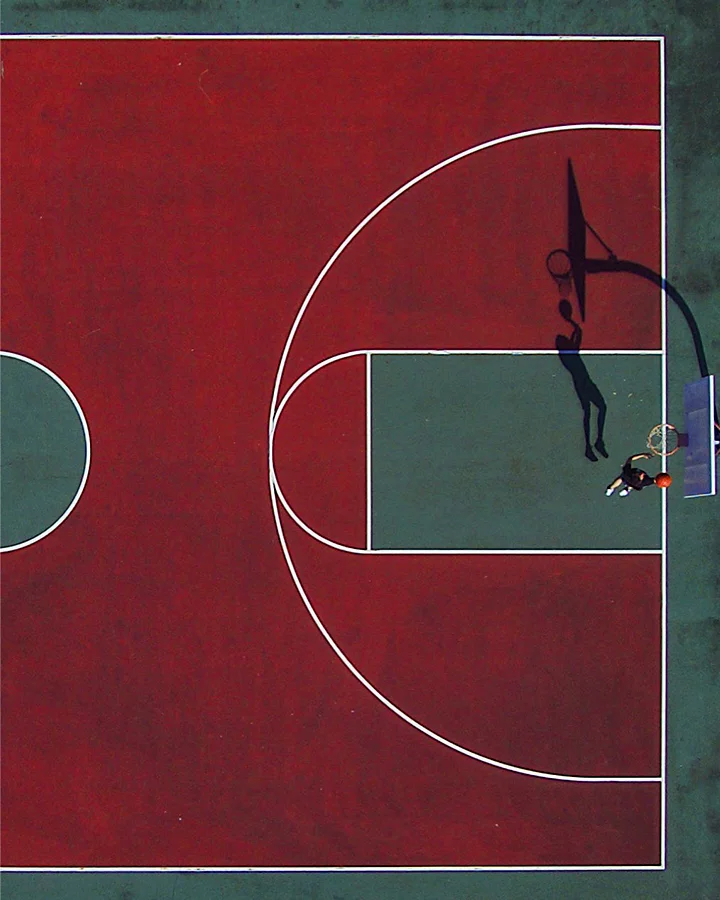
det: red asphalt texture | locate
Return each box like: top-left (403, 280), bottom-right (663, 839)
top-left (3, 38), bottom-right (661, 866)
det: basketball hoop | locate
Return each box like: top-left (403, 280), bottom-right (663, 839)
top-left (647, 423), bottom-right (685, 457)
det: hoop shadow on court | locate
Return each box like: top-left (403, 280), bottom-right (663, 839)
top-left (555, 298), bottom-right (608, 462)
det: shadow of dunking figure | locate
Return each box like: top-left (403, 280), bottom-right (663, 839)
top-left (555, 299), bottom-right (608, 462)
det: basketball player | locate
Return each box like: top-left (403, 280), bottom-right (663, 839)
top-left (605, 453), bottom-right (672, 496)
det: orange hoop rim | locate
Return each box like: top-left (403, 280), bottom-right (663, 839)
top-left (647, 423), bottom-right (680, 457)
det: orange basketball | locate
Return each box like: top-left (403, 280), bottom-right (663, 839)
top-left (655, 472), bottom-right (672, 488)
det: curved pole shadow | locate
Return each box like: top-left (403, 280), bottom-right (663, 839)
top-left (585, 256), bottom-right (718, 429)
top-left (586, 257), bottom-right (710, 381)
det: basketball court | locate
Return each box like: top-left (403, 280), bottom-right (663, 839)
top-left (1, 32), bottom-right (717, 892)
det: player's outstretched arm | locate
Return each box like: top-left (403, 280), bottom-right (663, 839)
top-left (626, 452), bottom-right (653, 465)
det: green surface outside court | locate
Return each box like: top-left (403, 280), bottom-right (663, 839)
top-left (2, 1), bottom-right (718, 899)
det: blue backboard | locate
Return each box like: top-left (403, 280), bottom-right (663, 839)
top-left (683, 375), bottom-right (717, 498)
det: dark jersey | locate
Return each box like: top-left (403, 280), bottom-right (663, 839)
top-left (622, 460), bottom-right (655, 490)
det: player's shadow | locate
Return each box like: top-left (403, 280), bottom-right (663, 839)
top-left (555, 299), bottom-right (608, 462)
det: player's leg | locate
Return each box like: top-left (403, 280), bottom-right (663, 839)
top-left (605, 475), bottom-right (623, 496)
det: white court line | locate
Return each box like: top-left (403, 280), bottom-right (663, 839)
top-left (0, 351), bottom-right (91, 553)
top-left (366, 352), bottom-right (372, 551)
top-left (269, 481), bottom-right (661, 784)
top-left (1, 865), bottom-right (665, 873)
top-left (3, 35), bottom-right (666, 41)
top-left (267, 122), bottom-right (665, 788)
top-left (360, 548), bottom-right (662, 555)
top-left (0, 39), bottom-right (665, 872)
top-left (272, 351), bottom-right (663, 433)
top-left (659, 35), bottom-right (668, 871)
top-left (271, 349), bottom-right (663, 555)
top-left (710, 374), bottom-right (717, 494)
top-left (269, 123), bottom-right (661, 435)
top-left (272, 350), bottom-right (662, 428)
top-left (324, 348), bottom-right (663, 355)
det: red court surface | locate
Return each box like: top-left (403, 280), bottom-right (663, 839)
top-left (2, 37), bottom-right (663, 868)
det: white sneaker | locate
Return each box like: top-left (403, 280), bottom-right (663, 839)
top-left (605, 488), bottom-right (614, 496)
top-left (619, 488), bottom-right (630, 497)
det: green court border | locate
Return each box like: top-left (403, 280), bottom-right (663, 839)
top-left (2, 4), bottom-right (718, 898)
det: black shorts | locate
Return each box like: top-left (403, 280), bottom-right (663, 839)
top-left (622, 465), bottom-right (652, 490)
